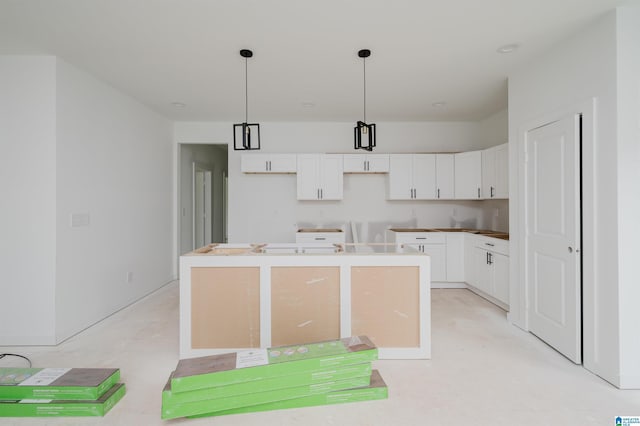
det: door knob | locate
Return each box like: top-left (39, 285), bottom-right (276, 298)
top-left (568, 247), bottom-right (573, 253)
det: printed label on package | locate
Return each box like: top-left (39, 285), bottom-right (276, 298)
top-left (17, 368), bottom-right (71, 387)
top-left (235, 349), bottom-right (269, 369)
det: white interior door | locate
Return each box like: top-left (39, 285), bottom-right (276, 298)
top-left (526, 114), bottom-right (582, 364)
top-left (193, 166), bottom-right (213, 249)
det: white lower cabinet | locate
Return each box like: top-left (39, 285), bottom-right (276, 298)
top-left (445, 233), bottom-right (465, 282)
top-left (386, 231), bottom-right (446, 281)
top-left (466, 235), bottom-right (509, 308)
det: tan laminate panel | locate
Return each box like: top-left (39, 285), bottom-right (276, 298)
top-left (351, 266), bottom-right (420, 348)
top-left (271, 267), bottom-right (341, 347)
top-left (191, 267), bottom-right (260, 349)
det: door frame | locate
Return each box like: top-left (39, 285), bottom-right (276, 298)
top-left (513, 98), bottom-right (596, 368)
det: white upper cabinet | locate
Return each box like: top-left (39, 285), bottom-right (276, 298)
top-left (481, 143), bottom-right (508, 199)
top-left (388, 154), bottom-right (436, 200)
top-left (241, 153), bottom-right (297, 173)
top-left (494, 144), bottom-right (509, 198)
top-left (435, 154), bottom-right (455, 199)
top-left (296, 154), bottom-right (343, 200)
top-left (343, 154), bottom-right (389, 173)
top-left (454, 151), bottom-right (482, 199)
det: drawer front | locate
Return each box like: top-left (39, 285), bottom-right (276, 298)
top-left (393, 232), bottom-right (446, 245)
top-left (476, 236), bottom-right (509, 256)
top-left (296, 232), bottom-right (345, 244)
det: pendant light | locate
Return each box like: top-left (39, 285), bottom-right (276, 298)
top-left (233, 49), bottom-right (260, 150)
top-left (354, 49), bottom-right (376, 151)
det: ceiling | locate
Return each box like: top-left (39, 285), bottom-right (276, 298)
top-left (0, 0), bottom-right (629, 122)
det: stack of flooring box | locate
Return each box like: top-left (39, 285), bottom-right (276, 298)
top-left (162, 336), bottom-right (388, 420)
top-left (0, 367), bottom-right (125, 417)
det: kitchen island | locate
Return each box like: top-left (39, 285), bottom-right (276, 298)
top-left (179, 243), bottom-right (430, 360)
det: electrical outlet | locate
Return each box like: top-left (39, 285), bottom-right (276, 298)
top-left (126, 272), bottom-right (133, 283)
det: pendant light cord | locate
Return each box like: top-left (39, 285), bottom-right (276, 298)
top-left (363, 57), bottom-right (367, 123)
top-left (245, 56), bottom-right (249, 123)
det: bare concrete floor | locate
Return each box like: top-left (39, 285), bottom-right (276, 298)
top-left (1, 283), bottom-right (639, 425)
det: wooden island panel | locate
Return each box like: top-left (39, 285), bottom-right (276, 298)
top-left (190, 267), bottom-right (260, 349)
top-left (350, 266), bottom-right (420, 348)
top-left (270, 266), bottom-right (341, 346)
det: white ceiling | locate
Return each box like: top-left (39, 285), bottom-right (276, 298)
top-left (0, 0), bottom-right (629, 122)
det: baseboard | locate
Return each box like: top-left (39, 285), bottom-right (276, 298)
top-left (431, 282), bottom-right (467, 289)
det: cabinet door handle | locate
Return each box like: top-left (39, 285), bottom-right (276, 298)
top-left (491, 186), bottom-right (495, 197)
top-left (321, 188), bottom-right (323, 199)
top-left (486, 251), bottom-right (490, 264)
top-left (317, 188), bottom-right (320, 199)
top-left (489, 252), bottom-right (493, 265)
top-left (416, 237), bottom-right (427, 240)
top-left (485, 242), bottom-right (495, 247)
top-left (478, 188), bottom-right (481, 198)
top-left (437, 188), bottom-right (440, 198)
top-left (315, 237), bottom-right (326, 240)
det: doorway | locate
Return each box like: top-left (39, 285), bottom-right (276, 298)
top-left (525, 113), bottom-right (582, 363)
top-left (178, 144), bottom-right (228, 259)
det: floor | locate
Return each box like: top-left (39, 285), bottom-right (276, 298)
top-left (1, 283), bottom-right (639, 426)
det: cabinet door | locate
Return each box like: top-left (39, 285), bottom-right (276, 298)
top-left (492, 252), bottom-right (509, 304)
top-left (421, 244), bottom-right (447, 281)
top-left (435, 154), bottom-right (455, 199)
top-left (241, 154), bottom-right (296, 173)
top-left (494, 144), bottom-right (509, 198)
top-left (445, 233), bottom-right (465, 282)
top-left (366, 154), bottom-right (390, 173)
top-left (481, 148), bottom-right (496, 199)
top-left (388, 155), bottom-right (414, 199)
top-left (319, 154), bottom-right (343, 200)
top-left (343, 154), bottom-right (367, 173)
top-left (296, 154), bottom-right (320, 200)
top-left (412, 154), bottom-right (437, 200)
top-left (472, 247), bottom-right (491, 294)
top-left (463, 234), bottom-right (477, 286)
top-left (241, 154), bottom-right (270, 173)
top-left (454, 151), bottom-right (482, 199)
top-left (344, 154), bottom-right (389, 173)
top-left (269, 154), bottom-right (297, 173)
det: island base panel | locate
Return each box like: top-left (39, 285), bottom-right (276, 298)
top-left (191, 267), bottom-right (261, 349)
top-left (271, 266), bottom-right (341, 347)
top-left (351, 266), bottom-right (420, 348)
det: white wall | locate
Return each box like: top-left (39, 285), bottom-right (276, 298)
top-left (0, 56), bottom-right (58, 344)
top-left (478, 108), bottom-right (508, 148)
top-left (174, 121), bottom-right (508, 245)
top-left (508, 12), bottom-right (623, 386)
top-left (616, 3), bottom-right (640, 389)
top-left (0, 56), bottom-right (174, 345)
top-left (54, 59), bottom-right (174, 342)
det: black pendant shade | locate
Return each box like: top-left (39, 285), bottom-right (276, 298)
top-left (354, 49), bottom-right (376, 151)
top-left (233, 49), bottom-right (260, 150)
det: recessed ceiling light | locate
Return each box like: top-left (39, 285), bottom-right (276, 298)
top-left (496, 43), bottom-right (520, 54)
top-left (302, 101), bottom-right (316, 108)
top-left (171, 102), bottom-right (186, 108)
top-left (432, 101), bottom-right (447, 108)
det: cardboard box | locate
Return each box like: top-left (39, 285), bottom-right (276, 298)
top-left (189, 370), bottom-right (387, 418)
top-left (163, 362), bottom-right (372, 406)
top-left (162, 374), bottom-right (371, 419)
top-left (171, 336), bottom-right (377, 393)
top-left (0, 368), bottom-right (120, 400)
top-left (0, 383), bottom-right (125, 417)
